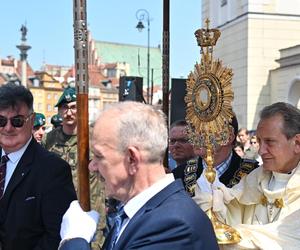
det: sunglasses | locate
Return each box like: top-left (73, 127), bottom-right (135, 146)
top-left (0, 113), bottom-right (33, 128)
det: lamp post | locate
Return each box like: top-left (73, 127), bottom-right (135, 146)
top-left (136, 9), bottom-right (150, 104)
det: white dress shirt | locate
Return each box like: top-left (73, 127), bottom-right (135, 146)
top-left (117, 173), bottom-right (175, 241)
top-left (2, 137), bottom-right (32, 192)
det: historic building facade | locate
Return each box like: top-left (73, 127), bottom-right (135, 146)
top-left (202, 0), bottom-right (300, 129)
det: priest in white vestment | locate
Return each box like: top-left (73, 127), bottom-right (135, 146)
top-left (193, 102), bottom-right (300, 250)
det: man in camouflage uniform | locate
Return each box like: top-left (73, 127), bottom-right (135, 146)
top-left (42, 87), bottom-right (106, 249)
top-left (51, 113), bottom-right (63, 129)
top-left (32, 112), bottom-right (46, 144)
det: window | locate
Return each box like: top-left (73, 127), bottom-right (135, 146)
top-left (221, 0), bottom-right (227, 7)
top-left (38, 103), bottom-right (43, 110)
top-left (107, 69), bottom-right (116, 78)
top-left (119, 69), bottom-right (126, 77)
top-left (33, 79), bottom-right (40, 87)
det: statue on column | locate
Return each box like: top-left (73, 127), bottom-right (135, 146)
top-left (20, 25), bottom-right (27, 42)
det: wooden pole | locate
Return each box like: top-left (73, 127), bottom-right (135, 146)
top-left (73, 0), bottom-right (90, 211)
top-left (162, 0), bottom-right (170, 122)
top-left (163, 0), bottom-right (170, 168)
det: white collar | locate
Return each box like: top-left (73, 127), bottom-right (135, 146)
top-left (124, 174), bottom-right (175, 219)
top-left (2, 137), bottom-right (32, 163)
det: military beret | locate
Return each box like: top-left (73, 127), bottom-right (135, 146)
top-left (51, 114), bottom-right (63, 127)
top-left (34, 113), bottom-right (46, 128)
top-left (55, 87), bottom-right (77, 107)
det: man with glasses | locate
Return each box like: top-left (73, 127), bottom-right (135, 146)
top-left (169, 120), bottom-right (196, 168)
top-left (42, 87), bottom-right (106, 249)
top-left (0, 83), bottom-right (76, 249)
top-left (172, 115), bottom-right (259, 196)
top-left (42, 87), bottom-right (78, 176)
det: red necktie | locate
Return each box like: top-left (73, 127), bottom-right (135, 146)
top-left (0, 155), bottom-right (9, 199)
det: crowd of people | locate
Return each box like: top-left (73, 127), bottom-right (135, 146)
top-left (0, 82), bottom-right (299, 250)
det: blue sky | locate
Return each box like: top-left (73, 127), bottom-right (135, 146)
top-left (0, 0), bottom-right (202, 78)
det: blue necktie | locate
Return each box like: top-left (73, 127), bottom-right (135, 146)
top-left (107, 205), bottom-right (127, 250)
top-left (0, 155), bottom-right (9, 199)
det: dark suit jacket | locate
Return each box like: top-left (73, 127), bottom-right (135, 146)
top-left (60, 179), bottom-right (219, 250)
top-left (173, 150), bottom-right (241, 185)
top-left (172, 150), bottom-right (259, 196)
top-left (0, 138), bottom-right (77, 250)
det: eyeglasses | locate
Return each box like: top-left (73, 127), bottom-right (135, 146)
top-left (169, 138), bottom-right (189, 145)
top-left (61, 104), bottom-right (77, 113)
top-left (250, 141), bottom-right (257, 145)
top-left (0, 113), bottom-right (33, 128)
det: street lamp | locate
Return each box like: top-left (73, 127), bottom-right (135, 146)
top-left (136, 9), bottom-right (150, 104)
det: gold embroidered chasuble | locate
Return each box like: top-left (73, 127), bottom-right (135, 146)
top-left (193, 161), bottom-right (300, 249)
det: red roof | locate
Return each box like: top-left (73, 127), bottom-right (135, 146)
top-left (16, 61), bottom-right (34, 78)
top-left (89, 65), bottom-right (106, 87)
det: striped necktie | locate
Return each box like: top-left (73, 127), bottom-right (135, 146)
top-left (0, 155), bottom-right (9, 198)
top-left (106, 205), bottom-right (127, 250)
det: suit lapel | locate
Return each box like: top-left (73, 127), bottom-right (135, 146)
top-left (102, 224), bottom-right (115, 250)
top-left (114, 180), bottom-right (184, 249)
top-left (0, 140), bottom-right (35, 225)
top-left (0, 139), bottom-right (35, 203)
top-left (219, 150), bottom-right (240, 185)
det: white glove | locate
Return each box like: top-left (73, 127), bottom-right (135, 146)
top-left (196, 170), bottom-right (223, 193)
top-left (60, 200), bottom-right (100, 243)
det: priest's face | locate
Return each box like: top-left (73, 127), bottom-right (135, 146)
top-left (257, 114), bottom-right (300, 173)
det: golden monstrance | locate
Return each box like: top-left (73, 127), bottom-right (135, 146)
top-left (185, 19), bottom-right (241, 245)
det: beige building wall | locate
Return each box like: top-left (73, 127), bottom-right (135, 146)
top-left (89, 86), bottom-right (101, 123)
top-left (30, 88), bottom-right (45, 113)
top-left (209, 18), bottom-right (248, 127)
top-left (247, 16), bottom-right (300, 128)
top-left (88, 85), bottom-right (118, 124)
top-left (270, 44), bottom-right (300, 109)
top-left (29, 73), bottom-right (63, 126)
top-left (202, 0), bottom-right (300, 129)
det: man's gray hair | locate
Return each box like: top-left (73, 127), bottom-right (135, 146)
top-left (102, 101), bottom-right (168, 163)
top-left (260, 102), bottom-right (300, 139)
